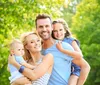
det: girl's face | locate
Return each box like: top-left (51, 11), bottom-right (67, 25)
top-left (25, 34), bottom-right (42, 52)
top-left (53, 23), bottom-right (66, 40)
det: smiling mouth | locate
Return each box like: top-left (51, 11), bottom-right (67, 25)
top-left (34, 45), bottom-right (41, 48)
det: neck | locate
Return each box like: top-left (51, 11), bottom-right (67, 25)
top-left (30, 51), bottom-right (42, 63)
top-left (42, 37), bottom-right (55, 49)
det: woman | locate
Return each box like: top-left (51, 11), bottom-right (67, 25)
top-left (8, 32), bottom-right (53, 85)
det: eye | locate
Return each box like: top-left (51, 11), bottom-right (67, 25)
top-left (37, 39), bottom-right (40, 42)
top-left (45, 25), bottom-right (49, 28)
top-left (18, 49), bottom-right (21, 51)
top-left (31, 41), bottom-right (34, 43)
top-left (59, 29), bottom-right (63, 31)
top-left (53, 30), bottom-right (57, 33)
top-left (39, 26), bottom-right (43, 28)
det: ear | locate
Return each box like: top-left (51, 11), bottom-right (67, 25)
top-left (25, 45), bottom-right (29, 50)
top-left (10, 50), bottom-right (14, 55)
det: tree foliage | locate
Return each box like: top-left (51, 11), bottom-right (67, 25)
top-left (0, 0), bottom-right (65, 84)
top-left (71, 0), bottom-right (100, 85)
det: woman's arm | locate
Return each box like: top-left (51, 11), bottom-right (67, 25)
top-left (21, 62), bottom-right (36, 69)
top-left (8, 53), bottom-right (53, 81)
top-left (11, 77), bottom-right (31, 85)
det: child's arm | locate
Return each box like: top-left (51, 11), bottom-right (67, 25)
top-left (73, 58), bottom-right (90, 85)
top-left (56, 41), bottom-right (83, 59)
top-left (21, 62), bottom-right (36, 69)
top-left (16, 56), bottom-right (36, 69)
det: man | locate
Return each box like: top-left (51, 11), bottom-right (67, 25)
top-left (35, 14), bottom-right (90, 85)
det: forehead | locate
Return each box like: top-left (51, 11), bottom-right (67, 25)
top-left (26, 34), bottom-right (39, 41)
top-left (53, 23), bottom-right (63, 29)
top-left (14, 43), bottom-right (23, 48)
top-left (36, 18), bottom-right (51, 26)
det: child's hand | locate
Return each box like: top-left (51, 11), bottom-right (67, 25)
top-left (56, 41), bottom-right (64, 52)
top-left (8, 54), bottom-right (16, 64)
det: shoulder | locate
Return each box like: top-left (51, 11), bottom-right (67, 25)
top-left (61, 41), bottom-right (74, 51)
top-left (66, 37), bottom-right (75, 42)
top-left (43, 53), bottom-right (53, 60)
top-left (71, 37), bottom-right (80, 46)
top-left (42, 53), bottom-right (53, 64)
top-left (64, 37), bottom-right (80, 46)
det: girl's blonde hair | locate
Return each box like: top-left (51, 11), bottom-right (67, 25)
top-left (21, 31), bottom-right (41, 62)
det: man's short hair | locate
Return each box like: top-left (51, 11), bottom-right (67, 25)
top-left (35, 14), bottom-right (52, 27)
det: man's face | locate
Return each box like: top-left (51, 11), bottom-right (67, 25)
top-left (36, 18), bottom-right (53, 40)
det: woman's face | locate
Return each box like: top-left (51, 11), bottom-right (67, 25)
top-left (53, 23), bottom-right (66, 40)
top-left (25, 34), bottom-right (42, 52)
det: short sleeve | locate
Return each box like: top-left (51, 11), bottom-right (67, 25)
top-left (63, 37), bottom-right (80, 47)
top-left (15, 56), bottom-right (26, 64)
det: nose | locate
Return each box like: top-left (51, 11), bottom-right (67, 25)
top-left (42, 27), bottom-right (46, 31)
top-left (57, 31), bottom-right (60, 36)
top-left (34, 41), bottom-right (38, 46)
top-left (21, 50), bottom-right (24, 55)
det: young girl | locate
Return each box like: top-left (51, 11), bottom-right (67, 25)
top-left (52, 18), bottom-right (89, 85)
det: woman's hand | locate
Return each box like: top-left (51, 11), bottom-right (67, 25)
top-left (8, 54), bottom-right (16, 65)
top-left (11, 77), bottom-right (31, 85)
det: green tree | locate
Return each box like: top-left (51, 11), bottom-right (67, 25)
top-left (0, 0), bottom-right (65, 84)
top-left (71, 0), bottom-right (100, 85)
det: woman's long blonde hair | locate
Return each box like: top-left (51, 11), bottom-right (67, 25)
top-left (21, 31), bottom-right (41, 62)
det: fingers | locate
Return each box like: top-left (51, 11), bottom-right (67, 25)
top-left (8, 53), bottom-right (15, 64)
top-left (12, 77), bottom-right (31, 85)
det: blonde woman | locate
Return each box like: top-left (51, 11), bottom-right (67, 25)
top-left (8, 32), bottom-right (53, 85)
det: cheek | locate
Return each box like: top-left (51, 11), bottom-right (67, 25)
top-left (25, 44), bottom-right (32, 50)
top-left (53, 32), bottom-right (57, 37)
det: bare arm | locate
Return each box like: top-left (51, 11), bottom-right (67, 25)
top-left (72, 40), bottom-right (90, 85)
top-left (21, 62), bottom-right (36, 69)
top-left (72, 58), bottom-right (90, 85)
top-left (8, 53), bottom-right (53, 81)
top-left (11, 77), bottom-right (31, 85)
top-left (56, 41), bottom-right (83, 59)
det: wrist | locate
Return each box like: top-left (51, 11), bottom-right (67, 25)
top-left (19, 65), bottom-right (25, 73)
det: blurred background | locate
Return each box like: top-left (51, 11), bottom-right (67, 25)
top-left (0, 0), bottom-right (100, 85)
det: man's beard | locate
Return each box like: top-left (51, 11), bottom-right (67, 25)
top-left (39, 31), bottom-right (51, 40)
top-left (40, 34), bottom-right (51, 40)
